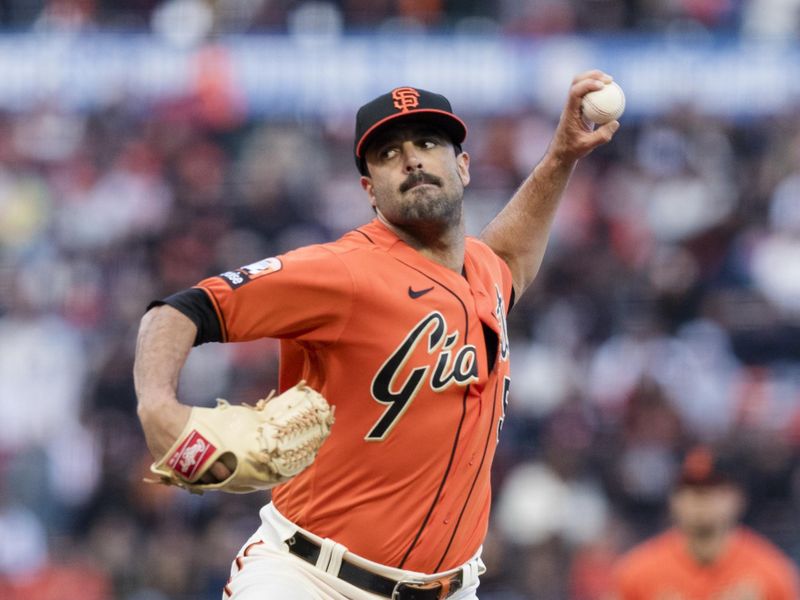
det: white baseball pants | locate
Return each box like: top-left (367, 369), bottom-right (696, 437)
top-left (222, 503), bottom-right (483, 600)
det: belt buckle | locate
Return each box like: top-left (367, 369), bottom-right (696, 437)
top-left (392, 577), bottom-right (454, 600)
top-left (391, 579), bottom-right (417, 600)
top-left (390, 580), bottom-right (404, 600)
top-left (391, 579), bottom-right (428, 600)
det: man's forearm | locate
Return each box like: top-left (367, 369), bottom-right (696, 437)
top-left (134, 304), bottom-right (196, 456)
top-left (134, 304), bottom-right (196, 407)
top-left (481, 71), bottom-right (620, 298)
top-left (481, 152), bottom-right (576, 296)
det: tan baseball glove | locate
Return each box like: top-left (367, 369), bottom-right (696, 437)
top-left (149, 381), bottom-right (334, 494)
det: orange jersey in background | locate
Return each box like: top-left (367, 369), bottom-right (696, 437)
top-left (196, 219), bottom-right (513, 574)
top-left (612, 527), bottom-right (800, 600)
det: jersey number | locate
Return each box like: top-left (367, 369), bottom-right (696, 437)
top-left (496, 376), bottom-right (511, 442)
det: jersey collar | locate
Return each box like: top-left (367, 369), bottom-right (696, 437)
top-left (354, 219), bottom-right (500, 307)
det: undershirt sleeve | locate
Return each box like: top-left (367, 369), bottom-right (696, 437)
top-left (147, 288), bottom-right (222, 346)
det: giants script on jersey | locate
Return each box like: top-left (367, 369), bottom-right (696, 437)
top-left (366, 311), bottom-right (479, 441)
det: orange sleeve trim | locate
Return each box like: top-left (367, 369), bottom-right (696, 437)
top-left (195, 285), bottom-right (228, 342)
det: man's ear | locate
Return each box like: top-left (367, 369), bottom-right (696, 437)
top-left (456, 151), bottom-right (470, 187)
top-left (360, 175), bottom-right (377, 209)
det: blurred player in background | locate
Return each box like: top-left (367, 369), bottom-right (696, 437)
top-left (611, 445), bottom-right (800, 600)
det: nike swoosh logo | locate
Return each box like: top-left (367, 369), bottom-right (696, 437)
top-left (408, 286), bottom-right (434, 299)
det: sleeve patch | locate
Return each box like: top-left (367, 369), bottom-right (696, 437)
top-left (218, 257), bottom-right (283, 289)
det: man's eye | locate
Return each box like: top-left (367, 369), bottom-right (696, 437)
top-left (420, 139), bottom-right (437, 149)
top-left (381, 148), bottom-right (398, 159)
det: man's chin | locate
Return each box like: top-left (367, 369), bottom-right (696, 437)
top-left (400, 204), bottom-right (460, 227)
top-left (687, 524), bottom-right (725, 539)
top-left (378, 187), bottom-right (462, 227)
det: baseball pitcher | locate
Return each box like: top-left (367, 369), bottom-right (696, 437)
top-left (135, 72), bottom-right (619, 599)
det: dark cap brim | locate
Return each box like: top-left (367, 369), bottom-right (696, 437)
top-left (675, 473), bottom-right (737, 489)
top-left (674, 445), bottom-right (742, 490)
top-left (354, 109), bottom-right (467, 159)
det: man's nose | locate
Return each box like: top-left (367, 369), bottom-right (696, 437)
top-left (402, 143), bottom-right (423, 171)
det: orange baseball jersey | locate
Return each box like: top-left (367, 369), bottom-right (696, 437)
top-left (193, 219), bottom-right (513, 573)
top-left (612, 527), bottom-right (800, 600)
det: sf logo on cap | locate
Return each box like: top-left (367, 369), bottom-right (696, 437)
top-left (392, 87), bottom-right (420, 112)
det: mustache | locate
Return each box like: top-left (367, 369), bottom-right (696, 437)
top-left (399, 171), bottom-right (442, 193)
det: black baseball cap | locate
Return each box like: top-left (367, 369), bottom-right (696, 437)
top-left (675, 445), bottom-right (740, 489)
top-left (354, 86), bottom-right (467, 175)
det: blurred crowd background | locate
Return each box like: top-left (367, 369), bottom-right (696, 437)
top-left (2, 1), bottom-right (800, 599)
top-left (1, 0), bottom-right (800, 37)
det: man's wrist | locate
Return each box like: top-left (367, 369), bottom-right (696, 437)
top-left (538, 149), bottom-right (577, 174)
top-left (136, 392), bottom-right (180, 420)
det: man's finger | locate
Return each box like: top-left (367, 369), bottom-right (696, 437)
top-left (572, 70), bottom-right (613, 85)
top-left (586, 120), bottom-right (620, 147)
top-left (199, 460), bottom-right (234, 484)
top-left (566, 78), bottom-right (607, 112)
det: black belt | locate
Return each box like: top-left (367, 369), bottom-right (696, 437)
top-left (285, 531), bottom-right (463, 600)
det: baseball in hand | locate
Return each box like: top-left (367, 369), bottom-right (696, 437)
top-left (581, 81), bottom-right (625, 125)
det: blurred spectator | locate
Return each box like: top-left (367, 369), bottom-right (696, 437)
top-left (0, 502), bottom-right (110, 600)
top-left (0, 275), bottom-right (87, 454)
top-left (742, 0), bottom-right (800, 39)
top-left (0, 0), bottom-right (768, 33)
top-left (749, 152), bottom-right (800, 316)
top-left (34, 0), bottom-right (97, 32)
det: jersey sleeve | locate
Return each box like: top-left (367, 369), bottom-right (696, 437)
top-left (152, 288), bottom-right (223, 345)
top-left (196, 245), bottom-right (354, 344)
